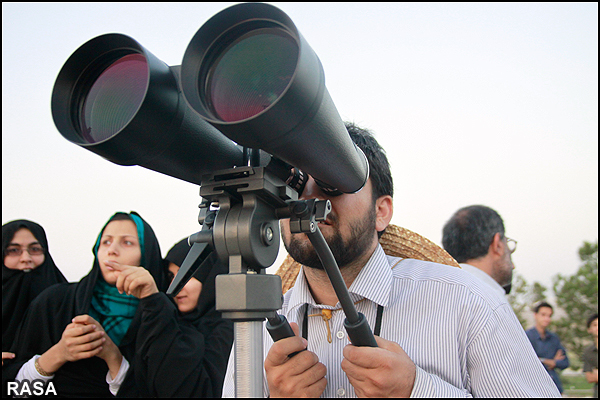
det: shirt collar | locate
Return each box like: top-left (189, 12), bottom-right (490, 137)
top-left (529, 326), bottom-right (555, 341)
top-left (460, 263), bottom-right (506, 297)
top-left (348, 244), bottom-right (392, 307)
top-left (286, 244), bottom-right (393, 314)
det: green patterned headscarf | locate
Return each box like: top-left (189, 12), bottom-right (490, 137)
top-left (89, 279), bottom-right (139, 346)
top-left (88, 212), bottom-right (146, 346)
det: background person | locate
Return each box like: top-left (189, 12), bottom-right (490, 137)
top-left (110, 237), bottom-right (234, 397)
top-left (2, 211), bottom-right (167, 397)
top-left (442, 205), bottom-right (516, 296)
top-left (525, 302), bottom-right (570, 394)
top-left (2, 219), bottom-right (67, 363)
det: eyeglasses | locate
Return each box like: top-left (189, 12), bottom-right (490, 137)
top-left (505, 236), bottom-right (517, 254)
top-left (4, 245), bottom-right (45, 257)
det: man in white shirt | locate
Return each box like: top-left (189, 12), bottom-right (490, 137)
top-left (222, 123), bottom-right (559, 397)
top-left (442, 205), bottom-right (516, 297)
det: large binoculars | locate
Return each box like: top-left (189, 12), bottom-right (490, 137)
top-left (51, 2), bottom-right (368, 194)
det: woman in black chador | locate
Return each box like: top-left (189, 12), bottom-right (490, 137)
top-left (2, 220), bottom-right (67, 358)
top-left (116, 237), bottom-right (234, 397)
top-left (2, 212), bottom-right (167, 397)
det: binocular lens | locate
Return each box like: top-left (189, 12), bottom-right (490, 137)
top-left (80, 53), bottom-right (148, 143)
top-left (207, 28), bottom-right (298, 122)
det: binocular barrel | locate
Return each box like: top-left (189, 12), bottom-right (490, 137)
top-left (51, 2), bottom-right (368, 194)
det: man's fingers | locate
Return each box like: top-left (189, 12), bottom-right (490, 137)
top-left (343, 337), bottom-right (404, 369)
top-left (554, 349), bottom-right (564, 359)
top-left (374, 335), bottom-right (405, 353)
top-left (265, 320), bottom-right (327, 398)
top-left (306, 374), bottom-right (328, 395)
top-left (303, 359), bottom-right (328, 386)
top-left (266, 335), bottom-right (309, 367)
top-left (289, 321), bottom-right (301, 337)
top-left (266, 321), bottom-right (307, 363)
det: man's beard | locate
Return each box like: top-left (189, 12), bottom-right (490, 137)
top-left (492, 256), bottom-right (513, 288)
top-left (283, 206), bottom-right (377, 270)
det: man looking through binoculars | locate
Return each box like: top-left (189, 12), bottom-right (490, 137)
top-left (221, 122), bottom-right (560, 398)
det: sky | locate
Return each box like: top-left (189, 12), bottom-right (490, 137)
top-left (2, 2), bottom-right (598, 295)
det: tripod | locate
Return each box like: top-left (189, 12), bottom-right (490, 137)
top-left (168, 162), bottom-right (376, 397)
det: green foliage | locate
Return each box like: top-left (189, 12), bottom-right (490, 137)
top-left (508, 273), bottom-right (533, 328)
top-left (507, 272), bottom-right (548, 329)
top-left (551, 241), bottom-right (598, 371)
top-left (531, 282), bottom-right (547, 304)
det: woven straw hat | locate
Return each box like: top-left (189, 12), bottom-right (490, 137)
top-left (275, 224), bottom-right (460, 294)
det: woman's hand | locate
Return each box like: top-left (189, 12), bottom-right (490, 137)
top-left (72, 315), bottom-right (123, 379)
top-left (2, 352), bottom-right (15, 366)
top-left (56, 319), bottom-right (106, 362)
top-left (105, 260), bottom-right (158, 299)
top-left (37, 318), bottom-right (105, 374)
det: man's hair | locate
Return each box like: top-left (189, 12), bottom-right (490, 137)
top-left (345, 122), bottom-right (393, 200)
top-left (534, 301), bottom-right (553, 314)
top-left (441, 205), bottom-right (505, 263)
top-left (587, 312), bottom-right (598, 328)
top-left (345, 122), bottom-right (393, 238)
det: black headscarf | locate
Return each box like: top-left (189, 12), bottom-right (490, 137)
top-left (2, 219), bottom-right (67, 352)
top-left (163, 237), bottom-right (226, 317)
top-left (2, 211), bottom-right (166, 397)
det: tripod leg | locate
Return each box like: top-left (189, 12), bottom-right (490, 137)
top-left (234, 321), bottom-right (265, 397)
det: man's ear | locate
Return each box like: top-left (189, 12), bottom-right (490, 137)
top-left (375, 195), bottom-right (393, 232)
top-left (489, 232), bottom-right (504, 257)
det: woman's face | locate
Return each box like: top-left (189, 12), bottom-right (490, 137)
top-left (4, 228), bottom-right (45, 271)
top-left (96, 219), bottom-right (141, 285)
top-left (168, 263), bottom-right (203, 313)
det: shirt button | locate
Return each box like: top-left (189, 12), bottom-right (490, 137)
top-left (337, 387), bottom-right (346, 396)
top-left (336, 331), bottom-right (345, 340)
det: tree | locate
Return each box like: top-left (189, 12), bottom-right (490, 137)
top-left (552, 241), bottom-right (598, 371)
top-left (507, 272), bottom-right (548, 329)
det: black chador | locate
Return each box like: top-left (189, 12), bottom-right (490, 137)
top-left (128, 238), bottom-right (234, 397)
top-left (2, 219), bottom-right (67, 352)
top-left (2, 212), bottom-right (167, 397)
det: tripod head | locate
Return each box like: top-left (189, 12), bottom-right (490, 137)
top-left (167, 161), bottom-right (377, 350)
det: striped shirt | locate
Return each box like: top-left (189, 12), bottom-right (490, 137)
top-left (222, 244), bottom-right (560, 397)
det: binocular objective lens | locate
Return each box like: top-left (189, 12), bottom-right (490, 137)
top-left (80, 53), bottom-right (148, 143)
top-left (208, 28), bottom-right (298, 123)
